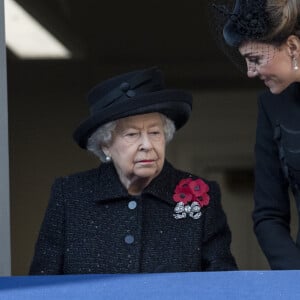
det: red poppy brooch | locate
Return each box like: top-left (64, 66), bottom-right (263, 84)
top-left (173, 178), bottom-right (210, 219)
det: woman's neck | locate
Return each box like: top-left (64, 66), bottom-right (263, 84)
top-left (118, 174), bottom-right (152, 195)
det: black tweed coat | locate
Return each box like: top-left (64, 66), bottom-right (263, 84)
top-left (253, 83), bottom-right (300, 269)
top-left (29, 161), bottom-right (237, 274)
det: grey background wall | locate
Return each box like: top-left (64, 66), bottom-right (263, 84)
top-left (6, 0), bottom-right (298, 274)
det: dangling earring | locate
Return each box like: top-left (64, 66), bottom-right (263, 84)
top-left (105, 156), bottom-right (111, 162)
top-left (293, 56), bottom-right (299, 70)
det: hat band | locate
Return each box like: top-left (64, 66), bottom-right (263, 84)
top-left (90, 72), bottom-right (164, 114)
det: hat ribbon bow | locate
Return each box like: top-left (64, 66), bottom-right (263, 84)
top-left (91, 72), bottom-right (159, 113)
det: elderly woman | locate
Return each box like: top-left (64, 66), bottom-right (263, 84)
top-left (29, 67), bottom-right (237, 274)
top-left (212, 0), bottom-right (300, 269)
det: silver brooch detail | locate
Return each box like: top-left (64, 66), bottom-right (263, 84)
top-left (173, 201), bottom-right (202, 220)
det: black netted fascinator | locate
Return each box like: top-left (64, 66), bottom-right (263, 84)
top-left (214, 0), bottom-right (269, 47)
top-left (209, 0), bottom-right (273, 73)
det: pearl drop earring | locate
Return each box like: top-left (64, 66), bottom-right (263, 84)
top-left (105, 156), bottom-right (111, 162)
top-left (293, 56), bottom-right (299, 70)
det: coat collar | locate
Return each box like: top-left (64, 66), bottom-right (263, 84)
top-left (94, 160), bottom-right (185, 206)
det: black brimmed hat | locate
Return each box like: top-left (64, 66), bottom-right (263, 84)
top-left (73, 67), bottom-right (193, 149)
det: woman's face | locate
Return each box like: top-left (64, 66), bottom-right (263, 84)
top-left (104, 112), bottom-right (166, 189)
top-left (239, 40), bottom-right (298, 94)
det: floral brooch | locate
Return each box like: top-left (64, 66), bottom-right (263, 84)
top-left (173, 178), bottom-right (210, 220)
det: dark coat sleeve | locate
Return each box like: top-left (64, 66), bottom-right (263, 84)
top-left (29, 178), bottom-right (65, 275)
top-left (253, 95), bottom-right (300, 269)
top-left (201, 181), bottom-right (238, 271)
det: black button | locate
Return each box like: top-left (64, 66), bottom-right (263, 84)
top-left (125, 235), bottom-right (134, 244)
top-left (126, 90), bottom-right (136, 97)
top-left (128, 200), bottom-right (137, 210)
top-left (120, 82), bottom-right (130, 92)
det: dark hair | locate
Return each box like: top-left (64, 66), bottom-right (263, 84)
top-left (264, 0), bottom-right (300, 44)
top-left (218, 0), bottom-right (300, 47)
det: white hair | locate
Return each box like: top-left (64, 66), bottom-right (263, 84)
top-left (86, 113), bottom-right (176, 162)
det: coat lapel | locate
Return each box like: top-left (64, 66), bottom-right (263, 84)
top-left (93, 163), bottom-right (129, 202)
top-left (93, 160), bottom-right (190, 206)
